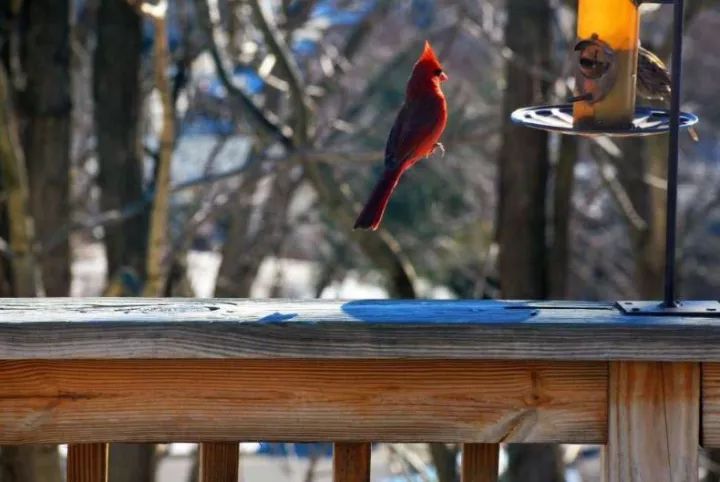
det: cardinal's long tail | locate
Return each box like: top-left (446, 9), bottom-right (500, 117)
top-left (354, 168), bottom-right (405, 231)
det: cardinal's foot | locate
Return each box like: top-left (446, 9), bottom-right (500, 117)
top-left (433, 142), bottom-right (445, 157)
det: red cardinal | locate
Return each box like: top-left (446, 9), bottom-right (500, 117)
top-left (354, 41), bottom-right (448, 230)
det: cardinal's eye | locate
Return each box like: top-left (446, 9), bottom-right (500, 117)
top-left (434, 68), bottom-right (443, 77)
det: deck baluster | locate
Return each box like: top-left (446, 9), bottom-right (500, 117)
top-left (199, 442), bottom-right (240, 482)
top-left (462, 443), bottom-right (499, 482)
top-left (333, 442), bottom-right (371, 482)
top-left (67, 443), bottom-right (108, 482)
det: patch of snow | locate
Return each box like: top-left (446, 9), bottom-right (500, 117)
top-left (320, 275), bottom-right (389, 299)
top-left (187, 250), bottom-right (221, 297)
top-left (251, 257), bottom-right (318, 298)
top-left (71, 242), bottom-right (107, 297)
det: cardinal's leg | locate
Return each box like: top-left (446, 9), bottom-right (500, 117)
top-left (431, 142), bottom-right (445, 158)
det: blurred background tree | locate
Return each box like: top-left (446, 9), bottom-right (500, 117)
top-left (1, 0), bottom-right (720, 480)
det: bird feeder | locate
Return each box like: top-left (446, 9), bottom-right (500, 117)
top-left (511, 0), bottom-right (698, 137)
top-left (512, 0), bottom-right (715, 314)
top-left (572, 0), bottom-right (639, 129)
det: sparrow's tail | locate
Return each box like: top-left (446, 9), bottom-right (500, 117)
top-left (354, 168), bottom-right (405, 231)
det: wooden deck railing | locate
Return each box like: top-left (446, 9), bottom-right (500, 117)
top-left (0, 298), bottom-right (717, 481)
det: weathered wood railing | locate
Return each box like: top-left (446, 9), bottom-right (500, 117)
top-left (1, 298), bottom-right (718, 481)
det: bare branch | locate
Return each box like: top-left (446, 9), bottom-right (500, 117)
top-left (0, 64), bottom-right (42, 295)
top-left (282, 0), bottom-right (318, 34)
top-left (39, 149), bottom-right (384, 254)
top-left (132, 0), bottom-right (175, 296)
top-left (591, 144), bottom-right (648, 233)
top-left (387, 444), bottom-right (433, 482)
top-left (172, 149), bottom-right (382, 192)
top-left (248, 0), bottom-right (312, 144)
top-left (462, 5), bottom-right (558, 83)
top-left (317, 0), bottom-right (393, 94)
top-left (194, 0), bottom-right (294, 147)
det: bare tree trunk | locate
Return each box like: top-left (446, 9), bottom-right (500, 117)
top-left (497, 0), bottom-right (551, 300)
top-left (703, 449), bottom-right (720, 482)
top-left (215, 167), bottom-right (296, 297)
top-left (429, 443), bottom-right (458, 482)
top-left (549, 136), bottom-right (577, 299)
top-left (21, 0), bottom-right (71, 296)
top-left (186, 447), bottom-right (199, 482)
top-left (0, 4), bottom-right (12, 69)
top-left (94, 0), bottom-right (148, 279)
top-left (0, 65), bottom-right (41, 296)
top-left (109, 444), bottom-right (156, 482)
top-left (215, 206), bottom-right (260, 297)
top-left (0, 446), bottom-right (62, 482)
top-left (505, 445), bottom-right (564, 482)
top-left (496, 0), bottom-right (563, 480)
top-left (139, 0), bottom-right (174, 297)
top-left (614, 138), bottom-right (661, 298)
top-left (639, 137), bottom-right (668, 298)
top-left (0, 61), bottom-right (60, 482)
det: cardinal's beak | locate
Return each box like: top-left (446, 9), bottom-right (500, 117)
top-left (439, 72), bottom-right (449, 82)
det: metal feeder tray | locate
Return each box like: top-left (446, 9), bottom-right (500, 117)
top-left (511, 104), bottom-right (698, 137)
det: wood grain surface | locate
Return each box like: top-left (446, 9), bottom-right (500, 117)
top-left (199, 442), bottom-right (239, 482)
top-left (0, 359), bottom-right (607, 444)
top-left (462, 443), bottom-right (499, 482)
top-left (605, 362), bottom-right (699, 482)
top-left (701, 363), bottom-right (720, 447)
top-left (1, 299), bottom-right (720, 360)
top-left (333, 443), bottom-right (371, 482)
top-left (67, 443), bottom-right (108, 482)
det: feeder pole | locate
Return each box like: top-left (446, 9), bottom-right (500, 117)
top-left (663, 0), bottom-right (684, 308)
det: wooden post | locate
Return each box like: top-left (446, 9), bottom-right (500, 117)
top-left (605, 361), bottom-right (699, 482)
top-left (462, 443), bottom-right (499, 482)
top-left (67, 443), bottom-right (108, 482)
top-left (333, 442), bottom-right (371, 482)
top-left (199, 442), bottom-right (239, 482)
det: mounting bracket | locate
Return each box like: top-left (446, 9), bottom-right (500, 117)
top-left (616, 300), bottom-right (720, 317)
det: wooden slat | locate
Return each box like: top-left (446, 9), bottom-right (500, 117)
top-left (0, 359), bottom-right (606, 444)
top-left (333, 442), bottom-right (371, 482)
top-left (1, 299), bottom-right (720, 361)
top-left (604, 362), bottom-right (699, 482)
top-left (702, 363), bottom-right (720, 446)
top-left (462, 443), bottom-right (499, 482)
top-left (67, 443), bottom-right (108, 482)
top-left (199, 442), bottom-right (239, 482)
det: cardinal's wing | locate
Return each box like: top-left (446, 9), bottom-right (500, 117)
top-left (384, 98), bottom-right (443, 170)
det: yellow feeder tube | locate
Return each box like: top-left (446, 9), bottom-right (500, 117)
top-left (573, 0), bottom-right (640, 129)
